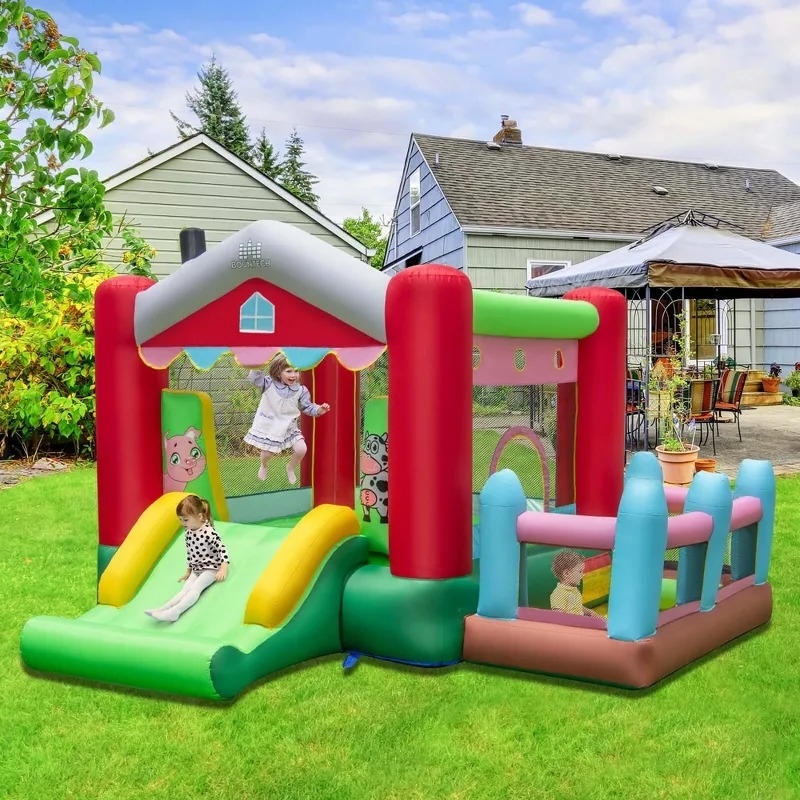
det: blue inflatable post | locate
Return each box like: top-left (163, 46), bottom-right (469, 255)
top-left (733, 460), bottom-right (776, 585)
top-left (681, 471), bottom-right (733, 612)
top-left (607, 452), bottom-right (669, 642)
top-left (477, 469), bottom-right (527, 620)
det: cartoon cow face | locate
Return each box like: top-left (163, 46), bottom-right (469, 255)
top-left (360, 433), bottom-right (388, 476)
top-left (359, 433), bottom-right (388, 524)
top-left (163, 427), bottom-right (207, 492)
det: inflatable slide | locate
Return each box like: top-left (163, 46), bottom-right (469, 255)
top-left (20, 498), bottom-right (369, 700)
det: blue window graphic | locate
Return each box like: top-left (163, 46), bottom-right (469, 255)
top-left (239, 292), bottom-right (275, 334)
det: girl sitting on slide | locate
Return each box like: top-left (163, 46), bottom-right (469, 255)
top-left (243, 354), bottom-right (330, 485)
top-left (145, 495), bottom-right (229, 623)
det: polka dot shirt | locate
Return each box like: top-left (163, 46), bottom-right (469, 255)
top-left (184, 523), bottom-right (229, 571)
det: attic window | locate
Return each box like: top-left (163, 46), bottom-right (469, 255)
top-left (239, 292), bottom-right (275, 334)
top-left (652, 185), bottom-right (669, 196)
top-left (409, 168), bottom-right (421, 237)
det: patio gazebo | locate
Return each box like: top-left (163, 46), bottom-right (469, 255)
top-left (526, 210), bottom-right (800, 448)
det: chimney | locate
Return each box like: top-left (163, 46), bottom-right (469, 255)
top-left (492, 115), bottom-right (523, 146)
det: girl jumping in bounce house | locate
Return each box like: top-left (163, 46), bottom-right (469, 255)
top-left (244, 354), bottom-right (331, 485)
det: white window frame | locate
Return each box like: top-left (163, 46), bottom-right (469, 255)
top-left (239, 292), bottom-right (275, 334)
top-left (409, 167), bottom-right (421, 237)
top-left (526, 258), bottom-right (571, 282)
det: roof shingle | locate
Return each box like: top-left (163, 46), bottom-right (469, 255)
top-left (412, 133), bottom-right (800, 241)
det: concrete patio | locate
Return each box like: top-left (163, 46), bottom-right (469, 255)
top-left (683, 403), bottom-right (800, 479)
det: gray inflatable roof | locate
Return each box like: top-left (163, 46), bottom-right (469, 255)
top-left (134, 220), bottom-right (390, 344)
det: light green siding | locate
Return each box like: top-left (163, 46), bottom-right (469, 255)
top-left (464, 233), bottom-right (630, 294)
top-left (103, 143), bottom-right (363, 276)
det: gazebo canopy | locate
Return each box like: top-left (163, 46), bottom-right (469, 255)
top-left (526, 219), bottom-right (800, 299)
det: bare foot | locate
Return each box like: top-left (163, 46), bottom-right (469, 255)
top-left (258, 464), bottom-right (268, 481)
top-left (286, 464), bottom-right (297, 485)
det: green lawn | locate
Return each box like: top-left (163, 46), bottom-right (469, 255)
top-left (2, 467), bottom-right (800, 800)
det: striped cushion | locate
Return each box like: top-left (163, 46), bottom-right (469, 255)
top-left (717, 369), bottom-right (747, 405)
top-left (689, 379), bottom-right (718, 416)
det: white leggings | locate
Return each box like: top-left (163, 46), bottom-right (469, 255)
top-left (155, 570), bottom-right (217, 620)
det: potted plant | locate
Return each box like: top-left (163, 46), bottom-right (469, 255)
top-left (762, 363), bottom-right (782, 393)
top-left (786, 363), bottom-right (800, 398)
top-left (648, 310), bottom-right (700, 484)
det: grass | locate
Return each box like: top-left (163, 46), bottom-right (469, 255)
top-left (3, 469), bottom-right (800, 800)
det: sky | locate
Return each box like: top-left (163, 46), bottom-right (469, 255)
top-left (44, 0), bottom-right (800, 227)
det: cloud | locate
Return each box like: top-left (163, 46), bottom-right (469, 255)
top-left (388, 10), bottom-right (451, 32)
top-left (512, 3), bottom-right (557, 26)
top-left (582, 0), bottom-right (629, 16)
top-left (248, 32), bottom-right (285, 49)
top-left (49, 0), bottom-right (800, 233)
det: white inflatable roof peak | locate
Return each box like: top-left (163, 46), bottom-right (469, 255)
top-left (134, 220), bottom-right (390, 345)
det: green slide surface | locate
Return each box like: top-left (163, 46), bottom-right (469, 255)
top-left (21, 520), bottom-right (369, 700)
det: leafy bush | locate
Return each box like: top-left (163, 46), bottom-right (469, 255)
top-left (0, 267), bottom-right (114, 458)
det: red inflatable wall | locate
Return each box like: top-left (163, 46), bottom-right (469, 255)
top-left (95, 276), bottom-right (168, 547)
top-left (385, 266), bottom-right (473, 579)
top-left (563, 287), bottom-right (627, 517)
top-left (310, 354), bottom-right (359, 508)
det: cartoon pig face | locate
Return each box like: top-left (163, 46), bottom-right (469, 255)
top-left (164, 427), bottom-right (207, 484)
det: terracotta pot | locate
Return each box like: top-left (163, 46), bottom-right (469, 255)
top-left (762, 377), bottom-right (781, 393)
top-left (695, 458), bottom-right (717, 474)
top-left (656, 444), bottom-right (700, 485)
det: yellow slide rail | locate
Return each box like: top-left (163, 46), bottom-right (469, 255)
top-left (244, 504), bottom-right (360, 628)
top-left (98, 492), bottom-right (189, 607)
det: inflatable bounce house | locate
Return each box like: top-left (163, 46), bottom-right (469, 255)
top-left (20, 220), bottom-right (776, 700)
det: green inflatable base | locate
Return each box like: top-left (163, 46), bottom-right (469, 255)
top-left (97, 545), bottom-right (118, 582)
top-left (341, 563), bottom-right (480, 665)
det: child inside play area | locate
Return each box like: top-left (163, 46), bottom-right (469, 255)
top-left (145, 495), bottom-right (229, 623)
top-left (244, 354), bottom-right (330, 485)
top-left (549, 549), bottom-right (604, 618)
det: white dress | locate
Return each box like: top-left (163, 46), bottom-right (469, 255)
top-left (243, 371), bottom-right (322, 453)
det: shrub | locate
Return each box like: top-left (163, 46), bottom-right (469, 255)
top-left (0, 267), bottom-right (114, 458)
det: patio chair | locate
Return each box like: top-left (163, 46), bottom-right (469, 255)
top-left (625, 376), bottom-right (647, 450)
top-left (687, 378), bottom-right (719, 456)
top-left (714, 368), bottom-right (748, 442)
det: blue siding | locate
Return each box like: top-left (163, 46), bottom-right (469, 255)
top-left (763, 241), bottom-right (800, 372)
top-left (384, 140), bottom-right (464, 270)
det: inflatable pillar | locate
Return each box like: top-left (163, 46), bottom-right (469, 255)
top-left (310, 354), bottom-right (359, 508)
top-left (95, 276), bottom-right (167, 550)
top-left (564, 287), bottom-right (626, 517)
top-left (385, 265), bottom-right (473, 579)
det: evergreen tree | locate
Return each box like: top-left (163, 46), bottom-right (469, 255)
top-left (170, 56), bottom-right (252, 162)
top-left (253, 127), bottom-right (282, 181)
top-left (280, 127), bottom-right (320, 209)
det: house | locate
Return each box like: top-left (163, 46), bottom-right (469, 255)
top-left (39, 132), bottom-right (371, 276)
top-left (384, 116), bottom-right (800, 370)
top-left (762, 201), bottom-right (800, 370)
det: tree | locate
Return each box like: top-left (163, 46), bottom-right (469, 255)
top-left (170, 55), bottom-right (252, 162)
top-left (343, 208), bottom-right (387, 269)
top-left (280, 127), bottom-right (320, 209)
top-left (253, 126), bottom-right (282, 181)
top-left (0, 3), bottom-right (115, 312)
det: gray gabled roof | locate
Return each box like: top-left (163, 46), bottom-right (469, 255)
top-left (763, 200), bottom-right (800, 242)
top-left (412, 133), bottom-right (800, 240)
